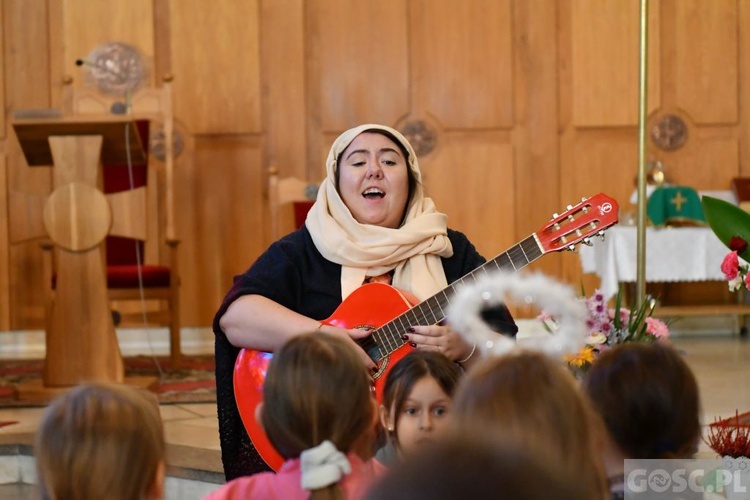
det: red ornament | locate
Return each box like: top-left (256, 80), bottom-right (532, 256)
top-left (707, 411), bottom-right (750, 458)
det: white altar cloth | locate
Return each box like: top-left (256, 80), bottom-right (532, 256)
top-left (578, 226), bottom-right (732, 300)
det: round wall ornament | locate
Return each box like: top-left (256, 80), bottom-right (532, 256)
top-left (82, 42), bottom-right (148, 96)
top-left (399, 119), bottom-right (438, 157)
top-left (651, 114), bottom-right (688, 151)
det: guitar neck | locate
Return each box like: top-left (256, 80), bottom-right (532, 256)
top-left (366, 234), bottom-right (544, 362)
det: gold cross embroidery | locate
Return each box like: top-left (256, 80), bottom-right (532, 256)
top-left (670, 191), bottom-right (687, 211)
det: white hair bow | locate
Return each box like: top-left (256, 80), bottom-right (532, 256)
top-left (300, 440), bottom-right (352, 490)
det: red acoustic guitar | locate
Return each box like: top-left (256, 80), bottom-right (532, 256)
top-left (234, 193), bottom-right (619, 470)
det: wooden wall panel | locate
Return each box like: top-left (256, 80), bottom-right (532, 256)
top-left (4, 0), bottom-right (50, 113)
top-left (512, 0), bottom-right (560, 280)
top-left (170, 0), bottom-right (261, 135)
top-left (674, 0), bottom-right (738, 124)
top-left (571, 0), bottom-right (661, 126)
top-left (561, 132), bottom-right (639, 232)
top-left (5, 0), bottom-right (53, 330)
top-left (309, 0), bottom-right (409, 132)
top-left (560, 131), bottom-right (639, 288)
top-left (0, 2), bottom-right (4, 140)
top-left (423, 133), bottom-right (515, 259)
top-left (260, 0), bottom-right (307, 181)
top-left (658, 133), bottom-right (739, 190)
top-left (176, 137), bottom-right (264, 326)
top-left (0, 155), bottom-right (8, 330)
top-left (741, 1), bottom-right (750, 176)
top-left (62, 0), bottom-right (155, 88)
top-left (410, 0), bottom-right (513, 129)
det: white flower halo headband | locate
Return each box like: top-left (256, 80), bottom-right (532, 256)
top-left (448, 271), bottom-right (588, 358)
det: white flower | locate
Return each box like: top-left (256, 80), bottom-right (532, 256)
top-left (585, 333), bottom-right (607, 346)
top-left (729, 276), bottom-right (744, 292)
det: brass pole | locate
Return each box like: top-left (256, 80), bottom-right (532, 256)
top-left (636, 0), bottom-right (649, 305)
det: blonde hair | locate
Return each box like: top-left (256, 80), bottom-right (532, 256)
top-left (452, 351), bottom-right (607, 499)
top-left (262, 333), bottom-right (375, 500)
top-left (35, 382), bottom-right (165, 500)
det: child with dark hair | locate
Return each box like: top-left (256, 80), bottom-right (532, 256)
top-left (205, 333), bottom-right (384, 500)
top-left (583, 342), bottom-right (702, 498)
top-left (378, 350), bottom-right (463, 462)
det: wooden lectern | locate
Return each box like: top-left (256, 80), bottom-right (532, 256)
top-left (12, 115), bottom-right (157, 400)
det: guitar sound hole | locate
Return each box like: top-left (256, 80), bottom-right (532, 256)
top-left (353, 325), bottom-right (381, 363)
top-left (365, 342), bottom-right (382, 363)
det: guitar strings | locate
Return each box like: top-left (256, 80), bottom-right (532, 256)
top-left (363, 235), bottom-right (543, 362)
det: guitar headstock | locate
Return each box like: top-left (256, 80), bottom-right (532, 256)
top-left (536, 193), bottom-right (619, 253)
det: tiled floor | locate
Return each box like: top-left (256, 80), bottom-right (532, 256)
top-left (0, 402), bottom-right (221, 467)
top-left (1, 335), bottom-right (750, 496)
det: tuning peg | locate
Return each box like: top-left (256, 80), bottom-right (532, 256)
top-left (581, 238), bottom-right (593, 246)
top-left (552, 213), bottom-right (559, 219)
top-left (598, 231), bottom-right (606, 241)
top-left (566, 205), bottom-right (573, 210)
top-left (567, 244), bottom-right (577, 252)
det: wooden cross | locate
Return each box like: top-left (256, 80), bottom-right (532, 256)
top-left (11, 117), bottom-right (156, 399)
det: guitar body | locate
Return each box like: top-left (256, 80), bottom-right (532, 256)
top-left (233, 193), bottom-right (620, 471)
top-left (233, 282), bottom-right (416, 471)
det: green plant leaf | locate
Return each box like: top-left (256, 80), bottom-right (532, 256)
top-left (702, 196), bottom-right (750, 260)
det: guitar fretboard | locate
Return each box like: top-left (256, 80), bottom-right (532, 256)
top-left (358, 234), bottom-right (543, 363)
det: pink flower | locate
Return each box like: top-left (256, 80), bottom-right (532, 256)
top-left (610, 308), bottom-right (630, 325)
top-left (722, 251), bottom-right (740, 280)
top-left (645, 317), bottom-right (669, 338)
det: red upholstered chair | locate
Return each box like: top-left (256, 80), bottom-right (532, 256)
top-left (268, 167), bottom-right (318, 238)
top-left (42, 77), bottom-right (182, 366)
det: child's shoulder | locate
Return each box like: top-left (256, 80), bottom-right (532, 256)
top-left (202, 468), bottom-right (303, 500)
top-left (342, 455), bottom-right (388, 499)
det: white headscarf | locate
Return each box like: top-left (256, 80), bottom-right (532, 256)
top-left (306, 124), bottom-right (453, 300)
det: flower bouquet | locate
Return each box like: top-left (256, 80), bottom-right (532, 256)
top-left (540, 288), bottom-right (670, 375)
top-left (703, 196), bottom-right (750, 292)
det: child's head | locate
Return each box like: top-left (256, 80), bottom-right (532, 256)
top-left (583, 341), bottom-right (701, 459)
top-left (366, 431), bottom-right (589, 500)
top-left (379, 351), bottom-right (462, 458)
top-left (451, 350), bottom-right (607, 498)
top-left (261, 332), bottom-right (376, 460)
top-left (35, 382), bottom-right (165, 500)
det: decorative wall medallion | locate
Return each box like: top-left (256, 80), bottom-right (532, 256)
top-left (399, 120), bottom-right (438, 157)
top-left (149, 126), bottom-right (185, 161)
top-left (83, 42), bottom-right (148, 96)
top-left (651, 114), bottom-right (688, 151)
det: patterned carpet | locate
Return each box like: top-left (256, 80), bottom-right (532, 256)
top-left (0, 355), bottom-right (216, 406)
